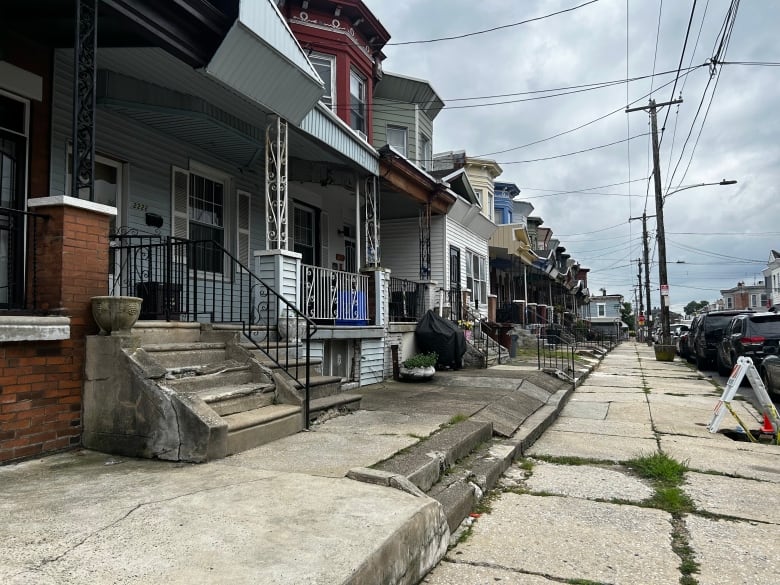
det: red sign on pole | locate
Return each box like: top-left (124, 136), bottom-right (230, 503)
top-left (660, 284), bottom-right (669, 296)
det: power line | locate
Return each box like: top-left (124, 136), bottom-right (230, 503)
top-left (385, 0), bottom-right (600, 46)
top-left (495, 132), bottom-right (649, 165)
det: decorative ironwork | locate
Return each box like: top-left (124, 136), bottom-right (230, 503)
top-left (364, 176), bottom-right (380, 267)
top-left (0, 207), bottom-right (48, 311)
top-left (265, 115), bottom-right (288, 250)
top-left (71, 0), bottom-right (98, 200)
top-left (300, 263), bottom-right (369, 322)
top-left (419, 202), bottom-right (431, 279)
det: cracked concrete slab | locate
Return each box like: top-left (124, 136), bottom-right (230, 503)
top-left (548, 417), bottom-right (655, 439)
top-left (445, 493), bottom-right (679, 585)
top-left (527, 430), bottom-right (658, 461)
top-left (683, 472), bottom-right (780, 524)
top-left (686, 515), bottom-right (780, 585)
top-left (523, 460), bottom-right (655, 502)
top-left (422, 561), bottom-right (559, 584)
top-left (307, 409), bottom-right (449, 438)
top-left (660, 435), bottom-right (780, 483)
top-left (559, 401), bottom-right (609, 419)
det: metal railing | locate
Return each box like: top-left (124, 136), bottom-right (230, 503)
top-left (388, 277), bottom-right (424, 322)
top-left (300, 264), bottom-right (369, 324)
top-left (110, 234), bottom-right (318, 427)
top-left (436, 285), bottom-right (462, 322)
top-left (537, 335), bottom-right (576, 378)
top-left (0, 207), bottom-right (48, 312)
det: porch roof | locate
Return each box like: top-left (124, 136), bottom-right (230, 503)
top-left (377, 145), bottom-right (455, 217)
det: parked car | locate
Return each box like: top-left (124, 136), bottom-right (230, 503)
top-left (691, 310), bottom-right (754, 370)
top-left (671, 323), bottom-right (689, 349)
top-left (680, 315), bottom-right (702, 362)
top-left (676, 330), bottom-right (691, 360)
top-left (759, 355), bottom-right (780, 398)
top-left (716, 312), bottom-right (780, 375)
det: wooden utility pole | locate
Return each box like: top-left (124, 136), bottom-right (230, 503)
top-left (629, 211), bottom-right (655, 344)
top-left (626, 98), bottom-right (682, 346)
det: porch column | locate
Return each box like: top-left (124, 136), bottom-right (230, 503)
top-left (419, 202), bottom-right (431, 279)
top-left (265, 115), bottom-right (289, 251)
top-left (364, 176), bottom-right (380, 267)
top-left (71, 0), bottom-right (98, 200)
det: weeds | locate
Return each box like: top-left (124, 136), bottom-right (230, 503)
top-left (625, 452), bottom-right (687, 487)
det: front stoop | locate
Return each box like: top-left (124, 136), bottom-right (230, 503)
top-left (84, 323), bottom-right (359, 462)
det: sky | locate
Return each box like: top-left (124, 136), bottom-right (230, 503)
top-left (361, 0), bottom-right (780, 314)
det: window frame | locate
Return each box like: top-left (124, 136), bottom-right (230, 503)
top-left (386, 125), bottom-right (408, 157)
top-left (596, 303), bottom-right (606, 317)
top-left (309, 52), bottom-right (336, 110)
top-left (349, 68), bottom-right (367, 135)
top-left (466, 249), bottom-right (488, 305)
top-left (419, 134), bottom-right (432, 170)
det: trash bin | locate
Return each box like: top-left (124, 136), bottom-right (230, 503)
top-left (510, 334), bottom-right (518, 358)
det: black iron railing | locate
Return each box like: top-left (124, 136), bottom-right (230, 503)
top-left (537, 335), bottom-right (576, 379)
top-left (388, 277), bottom-right (424, 322)
top-left (110, 234), bottom-right (318, 426)
top-left (0, 207), bottom-right (48, 312)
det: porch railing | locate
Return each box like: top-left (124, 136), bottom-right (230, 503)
top-left (110, 234), bottom-right (318, 427)
top-left (388, 277), bottom-right (424, 322)
top-left (436, 285), bottom-right (462, 322)
top-left (0, 207), bottom-right (48, 312)
top-left (300, 264), bottom-right (369, 324)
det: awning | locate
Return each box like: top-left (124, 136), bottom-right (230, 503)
top-left (203, 0), bottom-right (324, 126)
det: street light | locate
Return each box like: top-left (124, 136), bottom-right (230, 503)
top-left (656, 179), bottom-right (737, 346)
top-left (663, 179), bottom-right (738, 202)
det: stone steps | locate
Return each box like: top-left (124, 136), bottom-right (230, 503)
top-left (224, 404), bottom-right (303, 455)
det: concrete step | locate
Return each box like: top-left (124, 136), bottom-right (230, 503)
top-left (293, 375), bottom-right (344, 400)
top-left (195, 383), bottom-right (276, 417)
top-left (224, 404), bottom-right (303, 455)
top-left (309, 393), bottom-right (362, 419)
top-left (164, 364), bottom-right (255, 393)
top-left (260, 358), bottom-right (323, 379)
top-left (372, 420), bottom-right (493, 492)
top-left (141, 342), bottom-right (227, 369)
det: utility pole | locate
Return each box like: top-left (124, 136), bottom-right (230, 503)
top-left (627, 97), bottom-right (682, 347)
top-left (636, 258), bottom-right (644, 340)
top-left (629, 211), bottom-right (655, 344)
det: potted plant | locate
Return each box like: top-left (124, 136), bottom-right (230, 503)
top-left (400, 351), bottom-right (438, 381)
top-left (458, 319), bottom-right (473, 341)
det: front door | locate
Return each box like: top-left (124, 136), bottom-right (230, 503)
top-left (449, 245), bottom-right (461, 319)
top-left (0, 92), bottom-right (28, 309)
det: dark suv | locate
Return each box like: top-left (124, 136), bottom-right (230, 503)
top-left (715, 312), bottom-right (780, 375)
top-left (691, 309), bottom-right (754, 370)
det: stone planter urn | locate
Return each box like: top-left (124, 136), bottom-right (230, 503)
top-left (277, 311), bottom-right (308, 343)
top-left (91, 296), bottom-right (143, 335)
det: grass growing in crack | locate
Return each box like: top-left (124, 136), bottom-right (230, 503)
top-left (518, 458), bottom-right (534, 472)
top-left (672, 517), bottom-right (700, 584)
top-left (625, 452), bottom-right (687, 487)
top-left (446, 413), bottom-right (468, 426)
top-left (649, 486), bottom-right (695, 514)
top-left (566, 580), bottom-right (609, 585)
top-left (534, 454), bottom-right (615, 467)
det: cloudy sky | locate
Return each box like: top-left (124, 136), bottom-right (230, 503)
top-left (362, 0), bottom-right (779, 313)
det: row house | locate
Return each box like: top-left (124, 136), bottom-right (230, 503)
top-left (762, 250), bottom-right (780, 310)
top-left (720, 281), bottom-right (768, 311)
top-left (488, 182), bottom-right (591, 334)
top-left (0, 0), bottom-right (505, 463)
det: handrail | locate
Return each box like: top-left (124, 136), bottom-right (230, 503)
top-left (109, 235), bottom-right (318, 427)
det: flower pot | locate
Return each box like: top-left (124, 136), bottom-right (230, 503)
top-left (399, 365), bottom-right (435, 381)
top-left (464, 330), bottom-right (472, 341)
top-left (91, 296), bottom-right (143, 335)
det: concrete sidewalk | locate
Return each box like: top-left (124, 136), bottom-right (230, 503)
top-left (0, 362), bottom-right (572, 585)
top-left (423, 342), bottom-right (780, 585)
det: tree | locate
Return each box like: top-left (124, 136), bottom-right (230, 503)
top-left (684, 300), bottom-right (709, 317)
top-left (620, 302), bottom-right (635, 330)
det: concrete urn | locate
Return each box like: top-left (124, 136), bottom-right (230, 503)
top-left (399, 365), bottom-right (436, 381)
top-left (91, 296), bottom-right (143, 335)
top-left (277, 311), bottom-right (307, 343)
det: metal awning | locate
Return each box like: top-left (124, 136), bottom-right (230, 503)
top-left (203, 0), bottom-right (324, 126)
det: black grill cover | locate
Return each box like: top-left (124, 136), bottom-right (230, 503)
top-left (415, 310), bottom-right (467, 369)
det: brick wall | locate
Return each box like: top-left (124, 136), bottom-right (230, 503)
top-left (1, 203), bottom-right (111, 464)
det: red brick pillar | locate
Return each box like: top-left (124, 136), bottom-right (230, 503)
top-left (0, 197), bottom-right (115, 462)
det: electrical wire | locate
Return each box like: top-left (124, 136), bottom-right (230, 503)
top-left (495, 132), bottom-right (649, 165)
top-left (385, 0), bottom-right (600, 46)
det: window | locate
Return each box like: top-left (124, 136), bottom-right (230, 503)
top-left (474, 188), bottom-right (483, 208)
top-left (189, 173), bottom-right (225, 273)
top-left (349, 69), bottom-right (367, 135)
top-left (419, 135), bottom-right (432, 170)
top-left (726, 296), bottom-right (733, 309)
top-left (751, 294), bottom-right (758, 307)
top-left (488, 190), bottom-right (494, 221)
top-left (466, 249), bottom-right (487, 305)
top-left (293, 203), bottom-right (315, 266)
top-left (67, 150), bottom-right (124, 230)
top-left (386, 126), bottom-right (407, 157)
top-left (310, 53), bottom-right (335, 110)
top-left (597, 303), bottom-right (606, 317)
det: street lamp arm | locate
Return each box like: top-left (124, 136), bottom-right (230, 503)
top-left (663, 180), bottom-right (737, 202)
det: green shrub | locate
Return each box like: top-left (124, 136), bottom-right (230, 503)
top-left (403, 352), bottom-right (438, 368)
